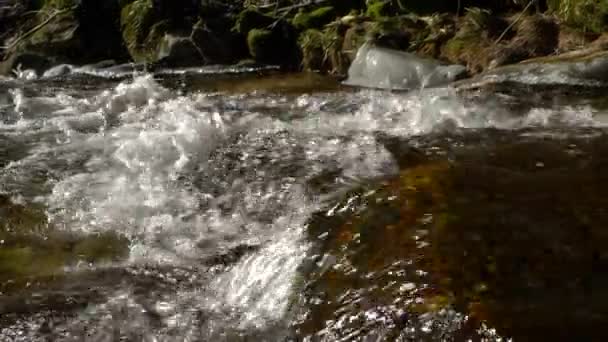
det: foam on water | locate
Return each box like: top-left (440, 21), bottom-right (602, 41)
top-left (1, 73), bottom-right (607, 339)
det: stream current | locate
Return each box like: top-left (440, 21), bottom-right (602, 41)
top-left (0, 68), bottom-right (607, 341)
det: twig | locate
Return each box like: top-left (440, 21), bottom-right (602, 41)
top-left (1, 5), bottom-right (77, 51)
top-left (493, 0), bottom-right (535, 46)
top-left (259, 0), bottom-right (330, 13)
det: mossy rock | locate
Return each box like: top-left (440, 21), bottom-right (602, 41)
top-left (235, 8), bottom-right (275, 34)
top-left (247, 29), bottom-right (275, 63)
top-left (246, 20), bottom-right (299, 66)
top-left (120, 0), bottom-right (162, 62)
top-left (8, 0), bottom-right (128, 67)
top-left (292, 6), bottom-right (336, 30)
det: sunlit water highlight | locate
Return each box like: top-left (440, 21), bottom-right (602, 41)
top-left (0, 68), bottom-right (607, 341)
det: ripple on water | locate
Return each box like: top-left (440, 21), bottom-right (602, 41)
top-left (1, 72), bottom-right (608, 340)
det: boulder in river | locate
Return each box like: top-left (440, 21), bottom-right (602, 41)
top-left (344, 42), bottom-right (467, 89)
top-left (120, 0), bottom-right (245, 67)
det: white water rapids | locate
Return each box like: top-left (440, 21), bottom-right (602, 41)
top-left (0, 70), bottom-right (606, 340)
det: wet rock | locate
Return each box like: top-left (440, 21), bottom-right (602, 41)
top-left (42, 63), bottom-right (72, 78)
top-left (0, 53), bottom-right (53, 76)
top-left (456, 49), bottom-right (608, 90)
top-left (344, 42), bottom-right (466, 89)
top-left (121, 0), bottom-right (243, 66)
top-left (191, 19), bottom-right (246, 65)
top-left (120, 0), bottom-right (165, 63)
top-left (235, 8), bottom-right (275, 35)
top-left (157, 34), bottom-right (203, 67)
top-left (0, 194), bottom-right (129, 292)
top-left (246, 21), bottom-right (300, 66)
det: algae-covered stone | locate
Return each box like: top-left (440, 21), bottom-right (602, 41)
top-left (298, 135), bottom-right (608, 340)
top-left (0, 195), bottom-right (129, 289)
top-left (292, 6), bottom-right (335, 30)
top-left (246, 21), bottom-right (299, 66)
top-left (247, 29), bottom-right (275, 63)
top-left (120, 0), bottom-right (160, 62)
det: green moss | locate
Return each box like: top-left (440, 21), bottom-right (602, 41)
top-left (235, 8), bottom-right (275, 34)
top-left (443, 37), bottom-right (466, 55)
top-left (292, 6), bottom-right (335, 30)
top-left (548, 0), bottom-right (608, 34)
top-left (299, 29), bottom-right (326, 71)
top-left (366, 0), bottom-right (392, 19)
top-left (120, 0), bottom-right (160, 62)
top-left (247, 28), bottom-right (274, 62)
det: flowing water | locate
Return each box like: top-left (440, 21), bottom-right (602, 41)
top-left (0, 67), bottom-right (607, 341)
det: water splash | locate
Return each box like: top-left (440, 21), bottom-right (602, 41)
top-left (1, 72), bottom-right (607, 340)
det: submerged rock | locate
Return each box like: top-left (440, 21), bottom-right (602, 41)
top-left (298, 134), bottom-right (608, 340)
top-left (0, 194), bottom-right (129, 292)
top-left (344, 42), bottom-right (466, 89)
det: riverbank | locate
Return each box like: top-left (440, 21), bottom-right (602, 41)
top-left (1, 0), bottom-right (607, 78)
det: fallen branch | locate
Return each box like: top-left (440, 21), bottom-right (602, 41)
top-left (1, 5), bottom-right (77, 51)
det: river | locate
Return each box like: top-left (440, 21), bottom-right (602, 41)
top-left (0, 67), bottom-right (606, 341)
